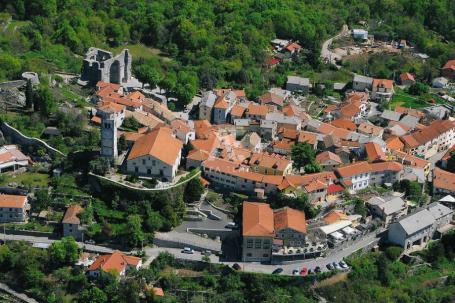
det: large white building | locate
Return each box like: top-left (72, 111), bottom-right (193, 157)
top-left (335, 161), bottom-right (403, 192)
top-left (401, 120), bottom-right (455, 159)
top-left (126, 127), bottom-right (182, 182)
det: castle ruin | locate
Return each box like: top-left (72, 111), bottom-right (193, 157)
top-left (80, 47), bottom-right (132, 85)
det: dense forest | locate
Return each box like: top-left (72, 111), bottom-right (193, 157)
top-left (0, 0), bottom-right (454, 100)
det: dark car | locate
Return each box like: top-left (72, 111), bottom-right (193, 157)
top-left (272, 268), bottom-right (283, 275)
top-left (232, 263), bottom-right (242, 271)
top-left (326, 263), bottom-right (334, 270)
top-left (315, 266), bottom-right (322, 274)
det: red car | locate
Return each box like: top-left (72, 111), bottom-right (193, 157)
top-left (300, 267), bottom-right (308, 276)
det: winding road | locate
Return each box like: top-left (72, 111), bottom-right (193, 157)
top-left (320, 24), bottom-right (350, 67)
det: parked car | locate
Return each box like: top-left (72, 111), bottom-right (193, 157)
top-left (326, 263), bottom-right (334, 270)
top-left (292, 269), bottom-right (300, 276)
top-left (182, 247), bottom-right (194, 254)
top-left (225, 222), bottom-right (238, 229)
top-left (308, 269), bottom-right (314, 275)
top-left (84, 239), bottom-right (96, 245)
top-left (339, 261), bottom-right (349, 269)
top-left (202, 250), bottom-right (212, 256)
top-left (272, 268), bottom-right (283, 275)
top-left (300, 267), bottom-right (308, 277)
top-left (332, 262), bottom-right (341, 270)
top-left (232, 263), bottom-right (242, 271)
top-left (314, 266), bottom-right (322, 274)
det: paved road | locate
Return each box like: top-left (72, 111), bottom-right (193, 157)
top-left (145, 232), bottom-right (380, 276)
top-left (1, 234), bottom-right (114, 254)
top-left (321, 25), bottom-right (349, 66)
top-left (144, 247), bottom-right (220, 267)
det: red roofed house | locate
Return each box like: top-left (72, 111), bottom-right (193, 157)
top-left (372, 79), bottom-right (394, 101)
top-left (399, 73), bottom-right (415, 87)
top-left (126, 127), bottom-right (183, 182)
top-left (62, 204), bottom-right (84, 240)
top-left (364, 142), bottom-right (386, 162)
top-left (259, 92), bottom-right (285, 110)
top-left (442, 60), bottom-right (455, 79)
top-left (242, 202), bottom-right (307, 262)
top-left (0, 145), bottom-right (31, 173)
top-left (434, 168), bottom-right (455, 195)
top-left (335, 161), bottom-right (403, 192)
top-left (0, 194), bottom-right (29, 223)
top-left (242, 202), bottom-right (275, 262)
top-left (88, 251), bottom-right (142, 277)
top-left (316, 151), bottom-right (343, 171)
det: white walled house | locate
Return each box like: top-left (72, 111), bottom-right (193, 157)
top-left (88, 251), bottom-right (142, 278)
top-left (126, 127), bottom-right (182, 182)
top-left (0, 195), bottom-right (29, 223)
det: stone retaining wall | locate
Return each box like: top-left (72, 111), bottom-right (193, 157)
top-left (0, 122), bottom-right (65, 157)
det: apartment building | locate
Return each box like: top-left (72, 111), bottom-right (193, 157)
top-left (242, 202), bottom-right (307, 262)
top-left (401, 120), bottom-right (455, 159)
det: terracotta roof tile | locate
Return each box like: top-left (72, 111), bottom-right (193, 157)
top-left (434, 167), bottom-right (455, 193)
top-left (62, 204), bottom-right (83, 225)
top-left (127, 127), bottom-right (182, 165)
top-left (0, 195), bottom-right (27, 208)
top-left (365, 142), bottom-right (386, 161)
top-left (330, 119), bottom-right (357, 131)
top-left (273, 207), bottom-right (306, 233)
top-left (316, 151), bottom-right (342, 164)
top-left (89, 251), bottom-right (141, 274)
top-left (242, 202), bottom-right (274, 237)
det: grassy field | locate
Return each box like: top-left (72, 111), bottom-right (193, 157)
top-left (0, 172), bottom-right (50, 188)
top-left (109, 43), bottom-right (172, 62)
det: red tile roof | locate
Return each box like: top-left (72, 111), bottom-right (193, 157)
top-left (316, 151), bottom-right (342, 165)
top-left (127, 127), bottom-right (182, 165)
top-left (242, 202), bottom-right (274, 237)
top-left (0, 195), bottom-right (27, 208)
top-left (62, 204), bottom-right (83, 225)
top-left (434, 167), bottom-right (455, 193)
top-left (89, 251), bottom-right (141, 274)
top-left (365, 142), bottom-right (386, 162)
top-left (400, 72), bottom-right (415, 82)
top-left (330, 119), bottom-right (357, 131)
top-left (443, 59), bottom-right (455, 71)
top-left (273, 207), bottom-right (306, 233)
top-left (259, 92), bottom-right (284, 107)
top-left (373, 79), bottom-right (394, 89)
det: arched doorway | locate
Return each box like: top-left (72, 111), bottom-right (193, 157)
top-left (109, 60), bottom-right (121, 83)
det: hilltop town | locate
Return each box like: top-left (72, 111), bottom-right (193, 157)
top-left (0, 1), bottom-right (455, 302)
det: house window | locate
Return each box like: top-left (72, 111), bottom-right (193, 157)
top-left (247, 239), bottom-right (253, 248)
top-left (247, 253), bottom-right (252, 257)
top-left (135, 167), bottom-right (138, 173)
top-left (147, 169), bottom-right (151, 175)
top-left (255, 239), bottom-right (262, 249)
top-left (263, 254), bottom-right (269, 258)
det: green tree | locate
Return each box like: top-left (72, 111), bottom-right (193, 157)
top-left (291, 142), bottom-right (317, 170)
top-left (135, 64), bottom-right (162, 89)
top-left (35, 86), bottom-right (57, 118)
top-left (34, 190), bottom-right (51, 211)
top-left (408, 82), bottom-right (429, 96)
top-left (184, 178), bottom-right (204, 203)
top-left (125, 214), bottom-right (145, 248)
top-left (25, 79), bottom-right (34, 109)
top-left (48, 237), bottom-right (79, 266)
top-left (352, 198), bottom-right (368, 217)
top-left (118, 135), bottom-right (127, 153)
top-left (145, 211), bottom-right (164, 232)
top-left (79, 286), bottom-right (107, 303)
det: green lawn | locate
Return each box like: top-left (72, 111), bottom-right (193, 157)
top-left (0, 172), bottom-right (50, 188)
top-left (109, 43), bottom-right (172, 62)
